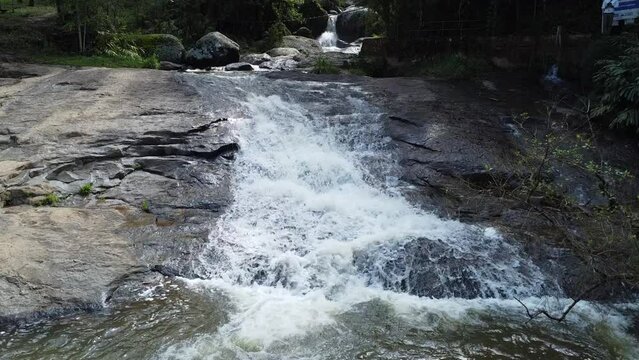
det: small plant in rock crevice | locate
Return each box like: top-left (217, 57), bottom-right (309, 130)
top-left (312, 57), bottom-right (340, 75)
top-left (39, 193), bottom-right (60, 206)
top-left (141, 199), bottom-right (151, 213)
top-left (79, 183), bottom-right (93, 197)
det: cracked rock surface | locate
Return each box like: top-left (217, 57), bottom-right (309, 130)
top-left (0, 64), bottom-right (237, 324)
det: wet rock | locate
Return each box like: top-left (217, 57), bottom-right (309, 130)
top-left (186, 32), bottom-right (240, 68)
top-left (260, 57), bottom-right (300, 71)
top-left (159, 61), bottom-right (185, 71)
top-left (240, 53), bottom-right (271, 65)
top-left (0, 207), bottom-right (141, 323)
top-left (224, 62), bottom-right (254, 71)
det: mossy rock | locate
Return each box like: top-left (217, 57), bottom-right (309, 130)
top-left (300, 0), bottom-right (328, 38)
top-left (126, 34), bottom-right (185, 64)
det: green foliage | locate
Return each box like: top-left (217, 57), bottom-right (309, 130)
top-left (141, 199), bottom-right (150, 213)
top-left (265, 21), bottom-right (291, 49)
top-left (312, 57), bottom-right (339, 74)
top-left (38, 193), bottom-right (60, 207)
top-left (593, 43), bottom-right (639, 131)
top-left (420, 53), bottom-right (487, 80)
top-left (581, 36), bottom-right (634, 88)
top-left (32, 54), bottom-right (159, 69)
top-left (0, 4), bottom-right (56, 18)
top-left (79, 183), bottom-right (93, 197)
top-left (124, 34), bottom-right (184, 62)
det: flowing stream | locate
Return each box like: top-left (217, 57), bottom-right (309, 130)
top-left (1, 73), bottom-right (637, 359)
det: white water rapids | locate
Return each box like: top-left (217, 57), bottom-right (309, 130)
top-left (156, 76), bottom-right (638, 359)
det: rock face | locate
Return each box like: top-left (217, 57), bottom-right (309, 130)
top-left (279, 35), bottom-right (323, 57)
top-left (186, 32), bottom-right (240, 68)
top-left (336, 7), bottom-right (369, 43)
top-left (0, 64), bottom-right (236, 324)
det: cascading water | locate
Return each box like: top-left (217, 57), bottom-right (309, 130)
top-left (318, 15), bottom-right (338, 48)
top-left (158, 75), bottom-right (637, 359)
top-left (1, 74), bottom-right (636, 359)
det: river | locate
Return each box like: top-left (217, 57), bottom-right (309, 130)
top-left (1, 73), bottom-right (637, 359)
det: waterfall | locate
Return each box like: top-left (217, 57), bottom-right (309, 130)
top-left (318, 14), bottom-right (338, 48)
top-left (155, 77), bottom-right (626, 359)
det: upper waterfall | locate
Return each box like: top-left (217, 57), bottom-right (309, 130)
top-left (318, 14), bottom-right (338, 48)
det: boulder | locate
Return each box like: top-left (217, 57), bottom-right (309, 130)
top-left (224, 62), bottom-right (254, 71)
top-left (300, 0), bottom-right (329, 37)
top-left (159, 61), bottom-right (185, 71)
top-left (240, 53), bottom-right (271, 65)
top-left (279, 35), bottom-right (323, 57)
top-left (336, 7), bottom-right (369, 43)
top-left (294, 27), bottom-right (314, 39)
top-left (186, 32), bottom-right (240, 68)
top-left (267, 47), bottom-right (302, 58)
top-left (128, 34), bottom-right (185, 64)
top-left (360, 37), bottom-right (387, 57)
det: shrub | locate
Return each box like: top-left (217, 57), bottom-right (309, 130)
top-left (420, 53), bottom-right (487, 80)
top-left (265, 21), bottom-right (291, 49)
top-left (581, 35), bottom-right (635, 88)
top-left (312, 57), bottom-right (340, 74)
top-left (124, 34), bottom-right (185, 63)
top-left (593, 43), bottom-right (639, 131)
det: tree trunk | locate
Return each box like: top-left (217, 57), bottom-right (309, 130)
top-left (75, 0), bottom-right (83, 53)
top-left (28, 0), bottom-right (34, 6)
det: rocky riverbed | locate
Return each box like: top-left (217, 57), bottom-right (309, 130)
top-left (1, 63), bottom-right (637, 333)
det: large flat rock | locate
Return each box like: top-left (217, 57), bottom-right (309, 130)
top-left (0, 206), bottom-right (139, 322)
top-left (0, 63), bottom-right (236, 324)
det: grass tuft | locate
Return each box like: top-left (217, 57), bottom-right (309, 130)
top-left (79, 183), bottom-right (93, 197)
top-left (141, 200), bottom-right (150, 213)
top-left (312, 57), bottom-right (340, 75)
top-left (30, 54), bottom-right (160, 69)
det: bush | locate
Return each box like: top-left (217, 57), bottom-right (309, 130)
top-left (265, 21), bottom-right (291, 49)
top-left (124, 34), bottom-right (185, 63)
top-left (312, 57), bottom-right (340, 74)
top-left (581, 36), bottom-right (635, 88)
top-left (593, 42), bottom-right (639, 131)
top-left (420, 53), bottom-right (487, 80)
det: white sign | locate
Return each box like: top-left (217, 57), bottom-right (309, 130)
top-left (603, 0), bottom-right (639, 24)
